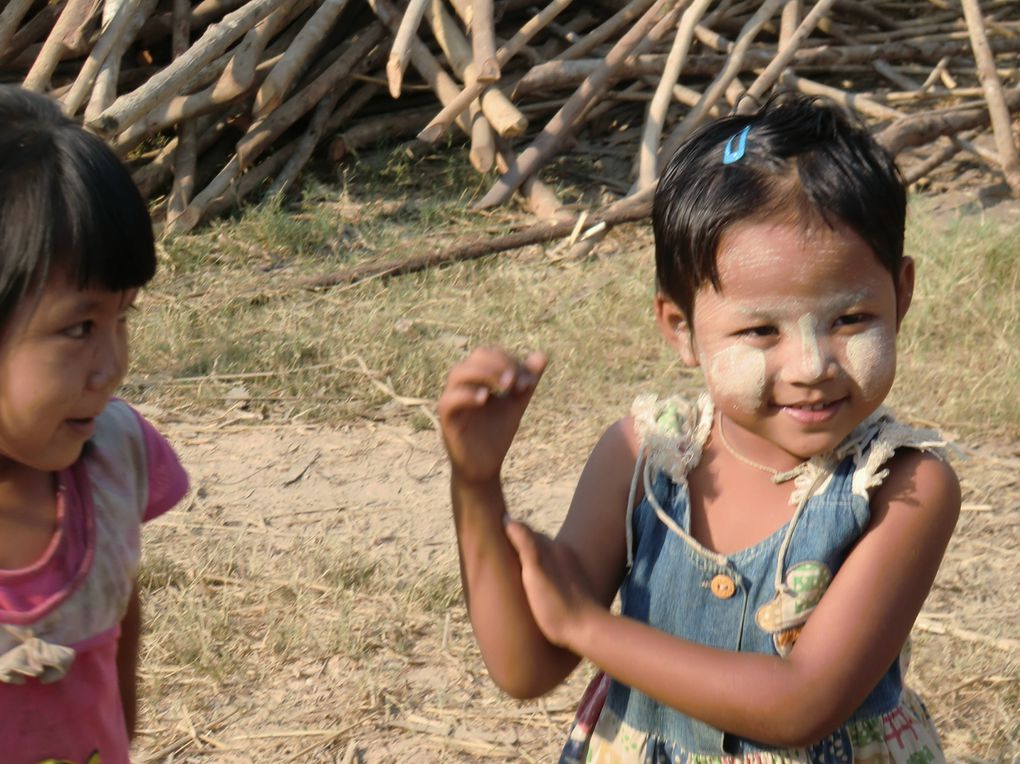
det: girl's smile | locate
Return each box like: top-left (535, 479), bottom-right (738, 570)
top-left (659, 217), bottom-right (914, 466)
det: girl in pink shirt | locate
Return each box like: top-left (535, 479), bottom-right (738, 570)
top-left (0, 86), bottom-right (189, 763)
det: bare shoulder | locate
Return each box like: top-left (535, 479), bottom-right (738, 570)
top-left (556, 416), bottom-right (641, 603)
top-left (869, 448), bottom-right (961, 536)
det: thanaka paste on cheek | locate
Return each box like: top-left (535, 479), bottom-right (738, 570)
top-left (704, 344), bottom-right (767, 413)
top-left (845, 326), bottom-right (896, 401)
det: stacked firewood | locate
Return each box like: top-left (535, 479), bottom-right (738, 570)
top-left (2, 0), bottom-right (1018, 240)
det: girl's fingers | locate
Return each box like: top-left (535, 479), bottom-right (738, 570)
top-left (504, 518), bottom-right (539, 565)
top-left (446, 347), bottom-right (546, 398)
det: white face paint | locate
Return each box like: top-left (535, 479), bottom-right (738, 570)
top-left (679, 218), bottom-right (907, 460)
top-left (845, 325), bottom-right (896, 401)
top-left (704, 344), bottom-right (767, 412)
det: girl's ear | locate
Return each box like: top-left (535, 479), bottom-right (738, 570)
top-left (654, 295), bottom-right (699, 367)
top-left (894, 257), bottom-right (915, 330)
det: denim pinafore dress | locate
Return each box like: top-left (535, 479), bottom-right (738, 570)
top-left (560, 394), bottom-right (948, 764)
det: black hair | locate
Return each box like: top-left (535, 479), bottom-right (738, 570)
top-left (0, 85), bottom-right (155, 326)
top-left (653, 93), bottom-right (906, 320)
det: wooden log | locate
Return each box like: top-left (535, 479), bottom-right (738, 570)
top-left (961, 0), bottom-right (1020, 196)
top-left (779, 0), bottom-right (801, 48)
top-left (265, 86), bottom-right (345, 199)
top-left (23, 0), bottom-right (101, 92)
top-left (471, 0), bottom-right (500, 82)
top-left (656, 0), bottom-right (785, 170)
top-left (424, 0), bottom-right (528, 137)
top-left (256, 0), bottom-right (351, 114)
top-left (872, 59), bottom-right (922, 91)
top-left (386, 0), bottom-right (429, 97)
top-left (637, 0), bottom-right (713, 188)
top-left (330, 106), bottom-right (435, 162)
top-left (167, 0), bottom-right (197, 219)
top-left (88, 0), bottom-right (285, 137)
top-left (114, 3), bottom-right (302, 151)
top-left (738, 0), bottom-right (838, 110)
top-left (131, 108), bottom-right (231, 198)
top-left (367, 0), bottom-right (472, 136)
top-left (85, 0), bottom-right (157, 121)
top-left (877, 85), bottom-right (1020, 155)
top-left (494, 136), bottom-right (568, 221)
top-left (136, 0), bottom-right (249, 45)
top-left (902, 136), bottom-right (963, 185)
top-left (62, 0), bottom-right (144, 116)
top-left (554, 0), bottom-right (656, 61)
top-left (779, 71), bottom-right (905, 121)
top-left (476, 0), bottom-right (686, 209)
top-left (167, 22), bottom-right (385, 233)
top-left (0, 0), bottom-right (37, 56)
top-left (1, 4), bottom-right (65, 68)
top-left (417, 0), bottom-right (575, 143)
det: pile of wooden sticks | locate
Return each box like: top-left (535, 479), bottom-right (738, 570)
top-left (2, 0), bottom-right (1018, 236)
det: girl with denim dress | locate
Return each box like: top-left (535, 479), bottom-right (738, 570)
top-left (438, 94), bottom-right (959, 762)
top-left (0, 86), bottom-right (188, 763)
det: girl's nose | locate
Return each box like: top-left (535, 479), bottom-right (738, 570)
top-left (780, 316), bottom-right (835, 385)
top-left (87, 329), bottom-right (128, 392)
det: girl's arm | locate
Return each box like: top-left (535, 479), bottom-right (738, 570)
top-left (116, 580), bottom-right (141, 740)
top-left (508, 448), bottom-right (960, 745)
top-left (439, 348), bottom-right (636, 698)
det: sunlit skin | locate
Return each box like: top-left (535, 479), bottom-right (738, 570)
top-left (438, 215), bottom-right (959, 745)
top-left (0, 268), bottom-right (136, 569)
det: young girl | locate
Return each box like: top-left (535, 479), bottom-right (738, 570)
top-left (0, 86), bottom-right (188, 763)
top-left (439, 94), bottom-right (960, 760)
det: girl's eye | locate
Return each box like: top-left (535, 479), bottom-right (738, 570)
top-left (64, 321), bottom-right (93, 339)
top-left (740, 325), bottom-right (777, 338)
top-left (835, 313), bottom-right (869, 328)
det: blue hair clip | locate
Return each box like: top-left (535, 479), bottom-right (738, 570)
top-left (722, 125), bottom-right (751, 165)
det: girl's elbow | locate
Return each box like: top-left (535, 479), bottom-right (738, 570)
top-left (489, 667), bottom-right (558, 700)
top-left (761, 696), bottom-right (846, 748)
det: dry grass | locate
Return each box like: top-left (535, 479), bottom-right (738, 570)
top-left (127, 147), bottom-right (1019, 762)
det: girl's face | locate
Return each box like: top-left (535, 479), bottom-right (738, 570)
top-left (0, 268), bottom-right (135, 474)
top-left (657, 218), bottom-right (913, 464)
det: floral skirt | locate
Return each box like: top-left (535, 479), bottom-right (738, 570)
top-left (559, 673), bottom-right (945, 764)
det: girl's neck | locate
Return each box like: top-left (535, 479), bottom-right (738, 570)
top-left (0, 464), bottom-right (60, 570)
top-left (714, 415), bottom-right (809, 477)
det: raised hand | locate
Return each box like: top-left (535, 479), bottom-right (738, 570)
top-left (504, 518), bottom-right (603, 651)
top-left (438, 347), bottom-right (547, 485)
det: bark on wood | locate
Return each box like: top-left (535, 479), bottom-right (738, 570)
top-left (62, 0), bottom-right (143, 116)
top-left (417, 0), bottom-right (575, 143)
top-left (256, 0), bottom-right (349, 114)
top-left (0, 0), bottom-right (38, 56)
top-left (88, 0), bottom-right (284, 136)
top-left (637, 0), bottom-right (713, 188)
top-left (961, 0), bottom-right (1020, 196)
top-left (877, 85), bottom-right (1020, 154)
top-left (476, 0), bottom-right (686, 209)
top-left (386, 0), bottom-right (429, 97)
top-left (369, 0), bottom-right (473, 136)
top-left (471, 0), bottom-right (501, 82)
top-left (167, 0), bottom-right (197, 218)
top-left (23, 0), bottom-right (101, 92)
top-left (656, 0), bottom-right (785, 171)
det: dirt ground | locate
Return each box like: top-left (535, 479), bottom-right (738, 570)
top-left (131, 397), bottom-right (1019, 763)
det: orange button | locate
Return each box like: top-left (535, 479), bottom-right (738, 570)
top-left (710, 574), bottom-right (736, 599)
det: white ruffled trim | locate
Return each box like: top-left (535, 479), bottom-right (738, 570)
top-left (630, 398), bottom-right (949, 505)
top-left (0, 626), bottom-right (75, 684)
top-left (631, 392), bottom-right (713, 487)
